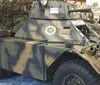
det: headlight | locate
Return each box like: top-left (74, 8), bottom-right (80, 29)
top-left (40, 0), bottom-right (47, 5)
top-left (65, 40), bottom-right (74, 48)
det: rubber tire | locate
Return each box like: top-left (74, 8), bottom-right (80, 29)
top-left (53, 60), bottom-right (99, 85)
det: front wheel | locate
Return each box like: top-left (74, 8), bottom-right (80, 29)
top-left (53, 60), bottom-right (99, 85)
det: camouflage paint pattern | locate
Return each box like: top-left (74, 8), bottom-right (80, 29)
top-left (0, 0), bottom-right (99, 81)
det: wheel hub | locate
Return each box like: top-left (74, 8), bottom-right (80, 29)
top-left (61, 74), bottom-right (86, 85)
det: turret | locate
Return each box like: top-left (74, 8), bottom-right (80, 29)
top-left (29, 0), bottom-right (75, 19)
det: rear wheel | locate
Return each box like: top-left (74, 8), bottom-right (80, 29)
top-left (53, 60), bottom-right (99, 85)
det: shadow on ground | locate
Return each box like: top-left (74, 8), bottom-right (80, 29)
top-left (0, 76), bottom-right (52, 85)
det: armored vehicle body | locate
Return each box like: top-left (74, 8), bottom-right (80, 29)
top-left (0, 0), bottom-right (100, 85)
